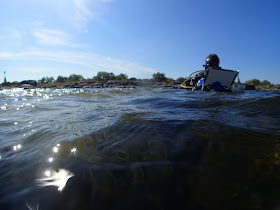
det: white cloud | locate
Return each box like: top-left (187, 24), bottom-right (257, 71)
top-left (71, 0), bottom-right (112, 29)
top-left (52, 0), bottom-right (113, 30)
top-left (72, 0), bottom-right (93, 29)
top-left (0, 49), bottom-right (157, 78)
top-left (33, 29), bottom-right (80, 47)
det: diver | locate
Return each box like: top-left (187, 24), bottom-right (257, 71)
top-left (194, 54), bottom-right (220, 89)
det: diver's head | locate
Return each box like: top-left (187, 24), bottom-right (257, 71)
top-left (205, 54), bottom-right (220, 69)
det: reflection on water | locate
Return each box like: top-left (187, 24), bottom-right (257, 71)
top-left (26, 203), bottom-right (40, 210)
top-left (35, 142), bottom-right (75, 192)
top-left (0, 88), bottom-right (280, 209)
top-left (36, 169), bottom-right (74, 192)
top-left (13, 144), bottom-right (22, 151)
top-left (53, 146), bottom-right (59, 153)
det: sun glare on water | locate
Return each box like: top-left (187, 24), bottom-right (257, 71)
top-left (36, 169), bottom-right (74, 192)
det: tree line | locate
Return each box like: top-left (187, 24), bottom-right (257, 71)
top-left (38, 72), bottom-right (173, 84)
top-left (38, 72), bottom-right (131, 84)
top-left (243, 79), bottom-right (271, 85)
top-left (38, 71), bottom-right (272, 85)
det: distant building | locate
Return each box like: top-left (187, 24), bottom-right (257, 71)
top-left (4, 71), bottom-right (7, 83)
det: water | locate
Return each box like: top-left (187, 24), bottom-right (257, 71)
top-left (0, 88), bottom-right (280, 210)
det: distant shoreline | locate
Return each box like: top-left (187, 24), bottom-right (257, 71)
top-left (1, 80), bottom-right (280, 91)
top-left (0, 79), bottom-right (177, 89)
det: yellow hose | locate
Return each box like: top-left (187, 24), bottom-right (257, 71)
top-left (180, 77), bottom-right (194, 89)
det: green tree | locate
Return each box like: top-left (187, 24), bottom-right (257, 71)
top-left (116, 73), bottom-right (128, 81)
top-left (176, 77), bottom-right (187, 82)
top-left (94, 72), bottom-right (116, 81)
top-left (244, 79), bottom-right (261, 85)
top-left (152, 72), bottom-right (166, 82)
top-left (69, 74), bottom-right (84, 82)
top-left (261, 80), bottom-right (271, 85)
top-left (39, 77), bottom-right (46, 84)
top-left (56, 76), bottom-right (68, 83)
top-left (129, 77), bottom-right (137, 81)
top-left (108, 72), bottom-right (116, 80)
top-left (39, 77), bottom-right (54, 84)
top-left (45, 77), bottom-right (54, 83)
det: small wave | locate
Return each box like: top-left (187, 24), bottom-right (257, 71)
top-left (1, 88), bottom-right (280, 209)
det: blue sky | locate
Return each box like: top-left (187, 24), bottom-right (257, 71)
top-left (0, 0), bottom-right (279, 84)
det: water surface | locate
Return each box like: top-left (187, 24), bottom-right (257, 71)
top-left (0, 88), bottom-right (280, 209)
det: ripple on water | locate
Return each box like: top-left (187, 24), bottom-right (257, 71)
top-left (0, 88), bottom-right (280, 209)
